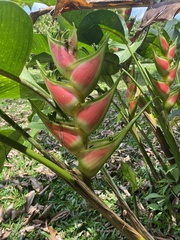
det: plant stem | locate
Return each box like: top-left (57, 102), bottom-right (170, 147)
top-left (0, 133), bottom-right (74, 185)
top-left (0, 108), bottom-right (69, 171)
top-left (101, 167), bottom-right (154, 240)
top-left (0, 133), bottom-right (154, 240)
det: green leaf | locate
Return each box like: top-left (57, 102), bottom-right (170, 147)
top-left (121, 162), bottom-right (138, 193)
top-left (0, 129), bottom-right (22, 172)
top-left (114, 39), bottom-right (144, 63)
top-left (145, 193), bottom-right (163, 200)
top-left (12, 0), bottom-right (56, 7)
top-left (27, 53), bottom-right (52, 67)
top-left (62, 10), bottom-right (93, 28)
top-left (31, 34), bottom-right (50, 55)
top-left (147, 203), bottom-right (161, 211)
top-left (0, 1), bottom-right (33, 76)
top-left (77, 10), bottom-right (125, 44)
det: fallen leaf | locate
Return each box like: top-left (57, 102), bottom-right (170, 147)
top-left (0, 206), bottom-right (4, 223)
top-left (39, 204), bottom-right (53, 220)
top-left (48, 226), bottom-right (57, 240)
top-left (5, 203), bottom-right (14, 218)
top-left (50, 210), bottom-right (70, 223)
top-left (25, 190), bottom-right (36, 212)
top-left (30, 177), bottom-right (43, 192)
top-left (1, 229), bottom-right (11, 240)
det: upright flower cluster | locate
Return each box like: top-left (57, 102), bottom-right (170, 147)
top-left (35, 28), bottom-right (127, 179)
top-left (152, 35), bottom-right (179, 112)
top-left (126, 68), bottom-right (140, 118)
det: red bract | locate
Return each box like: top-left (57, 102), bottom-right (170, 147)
top-left (154, 53), bottom-right (170, 77)
top-left (165, 65), bottom-right (178, 85)
top-left (153, 81), bottom-right (170, 98)
top-left (70, 40), bottom-right (107, 98)
top-left (74, 83), bottom-right (116, 134)
top-left (167, 44), bottom-right (176, 62)
top-left (45, 122), bottom-right (86, 153)
top-left (164, 91), bottom-right (179, 112)
top-left (159, 35), bottom-right (169, 55)
top-left (49, 37), bottom-right (76, 79)
top-left (78, 144), bottom-right (115, 178)
top-left (45, 77), bottom-right (82, 116)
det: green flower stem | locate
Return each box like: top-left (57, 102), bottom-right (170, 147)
top-left (0, 108), bottom-right (69, 171)
top-left (101, 167), bottom-right (154, 240)
top-left (0, 133), bottom-right (75, 185)
top-left (126, 48), bottom-right (180, 170)
top-left (111, 98), bottom-right (159, 181)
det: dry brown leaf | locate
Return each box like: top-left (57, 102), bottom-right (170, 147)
top-left (140, 0), bottom-right (180, 30)
top-left (39, 204), bottom-right (53, 220)
top-left (50, 210), bottom-right (70, 223)
top-left (5, 203), bottom-right (14, 217)
top-left (48, 226), bottom-right (57, 240)
top-left (0, 206), bottom-right (4, 223)
top-left (1, 229), bottom-right (11, 240)
top-left (29, 177), bottom-right (43, 192)
top-left (11, 209), bottom-right (24, 220)
top-left (129, 0), bottom-right (180, 42)
top-left (53, 0), bottom-right (150, 18)
top-left (25, 190), bottom-right (36, 212)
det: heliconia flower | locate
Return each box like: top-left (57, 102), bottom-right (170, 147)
top-left (167, 44), bottom-right (176, 62)
top-left (48, 37), bottom-right (76, 79)
top-left (126, 19), bottom-right (135, 31)
top-left (126, 82), bottom-right (136, 100)
top-left (77, 102), bottom-right (150, 178)
top-left (159, 35), bottom-right (169, 55)
top-left (74, 79), bottom-right (119, 135)
top-left (154, 53), bottom-right (170, 77)
top-left (118, 8), bottom-right (131, 21)
top-left (69, 38), bottom-right (107, 98)
top-left (44, 77), bottom-right (83, 117)
top-left (129, 100), bottom-right (138, 118)
top-left (164, 65), bottom-right (178, 85)
top-left (153, 80), bottom-right (170, 98)
top-left (164, 86), bottom-right (180, 112)
top-left (45, 121), bottom-right (86, 153)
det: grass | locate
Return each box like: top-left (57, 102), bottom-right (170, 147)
top-left (0, 63), bottom-right (180, 239)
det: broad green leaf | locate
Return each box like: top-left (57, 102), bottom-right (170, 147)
top-left (164, 19), bottom-right (180, 41)
top-left (62, 10), bottom-right (93, 28)
top-left (27, 53), bottom-right (52, 67)
top-left (0, 129), bottom-right (22, 172)
top-left (77, 10), bottom-right (125, 44)
top-left (0, 1), bottom-right (33, 76)
top-left (121, 162), bottom-right (138, 193)
top-left (0, 68), bottom-right (51, 100)
top-left (12, 0), bottom-right (56, 7)
top-left (31, 34), bottom-right (50, 55)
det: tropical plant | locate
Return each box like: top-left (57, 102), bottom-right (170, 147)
top-left (0, 1), bottom-right (179, 239)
